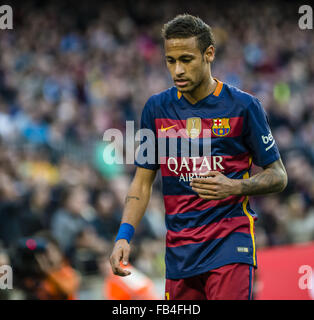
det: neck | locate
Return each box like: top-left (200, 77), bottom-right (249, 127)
top-left (183, 75), bottom-right (217, 105)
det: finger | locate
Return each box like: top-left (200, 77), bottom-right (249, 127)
top-left (114, 265), bottom-right (131, 277)
top-left (111, 256), bottom-right (131, 276)
top-left (110, 249), bottom-right (131, 276)
top-left (122, 247), bottom-right (130, 266)
top-left (199, 170), bottom-right (220, 177)
top-left (110, 250), bottom-right (123, 272)
top-left (190, 178), bottom-right (218, 185)
top-left (190, 182), bottom-right (218, 190)
top-left (192, 187), bottom-right (218, 196)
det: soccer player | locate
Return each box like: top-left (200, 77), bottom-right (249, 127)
top-left (110, 14), bottom-right (287, 300)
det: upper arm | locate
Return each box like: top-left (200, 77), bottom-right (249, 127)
top-left (263, 158), bottom-right (286, 172)
top-left (263, 158), bottom-right (288, 186)
top-left (244, 98), bottom-right (280, 167)
top-left (133, 167), bottom-right (157, 189)
top-left (134, 97), bottom-right (160, 171)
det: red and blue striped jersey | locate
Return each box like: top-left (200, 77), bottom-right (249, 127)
top-left (135, 79), bottom-right (280, 279)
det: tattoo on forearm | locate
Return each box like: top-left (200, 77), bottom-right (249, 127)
top-left (241, 168), bottom-right (286, 196)
top-left (125, 196), bottom-right (140, 204)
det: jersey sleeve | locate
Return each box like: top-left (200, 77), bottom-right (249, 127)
top-left (244, 98), bottom-right (280, 167)
top-left (134, 97), bottom-right (160, 171)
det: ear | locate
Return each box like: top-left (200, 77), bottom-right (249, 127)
top-left (204, 45), bottom-right (215, 63)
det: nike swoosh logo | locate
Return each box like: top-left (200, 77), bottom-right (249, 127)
top-left (161, 124), bottom-right (177, 132)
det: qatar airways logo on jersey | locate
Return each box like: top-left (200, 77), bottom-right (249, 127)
top-left (167, 156), bottom-right (224, 182)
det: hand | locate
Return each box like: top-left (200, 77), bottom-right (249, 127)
top-left (190, 171), bottom-right (239, 200)
top-left (109, 239), bottom-right (131, 277)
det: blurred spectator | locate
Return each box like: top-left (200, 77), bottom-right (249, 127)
top-left (10, 233), bottom-right (80, 300)
top-left (90, 190), bottom-right (121, 242)
top-left (51, 185), bottom-right (109, 274)
top-left (283, 194), bottom-right (314, 243)
top-left (0, 171), bottom-right (23, 247)
top-left (20, 182), bottom-right (51, 236)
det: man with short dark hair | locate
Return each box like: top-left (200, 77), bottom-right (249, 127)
top-left (110, 14), bottom-right (287, 300)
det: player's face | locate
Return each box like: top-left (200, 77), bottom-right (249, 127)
top-left (164, 37), bottom-right (214, 93)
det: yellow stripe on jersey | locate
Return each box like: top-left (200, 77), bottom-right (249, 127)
top-left (242, 171), bottom-right (256, 267)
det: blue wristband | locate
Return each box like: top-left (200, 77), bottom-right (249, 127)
top-left (115, 223), bottom-right (135, 243)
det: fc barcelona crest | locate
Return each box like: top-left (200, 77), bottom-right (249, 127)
top-left (186, 117), bottom-right (201, 139)
top-left (212, 118), bottom-right (231, 137)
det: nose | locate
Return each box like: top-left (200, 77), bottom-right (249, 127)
top-left (175, 62), bottom-right (185, 76)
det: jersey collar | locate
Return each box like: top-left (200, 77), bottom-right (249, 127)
top-left (177, 78), bottom-right (224, 102)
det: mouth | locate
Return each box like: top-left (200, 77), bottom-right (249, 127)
top-left (175, 79), bottom-right (189, 87)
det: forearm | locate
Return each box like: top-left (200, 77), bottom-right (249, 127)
top-left (111, 167), bottom-right (156, 276)
top-left (233, 165), bottom-right (287, 196)
top-left (120, 177), bottom-right (153, 229)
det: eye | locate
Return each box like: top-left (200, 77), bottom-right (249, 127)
top-left (166, 58), bottom-right (175, 64)
top-left (181, 58), bottom-right (192, 63)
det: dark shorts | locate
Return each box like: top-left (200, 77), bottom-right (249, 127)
top-left (165, 263), bottom-right (255, 300)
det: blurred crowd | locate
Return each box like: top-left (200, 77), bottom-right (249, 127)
top-left (0, 0), bottom-right (313, 299)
